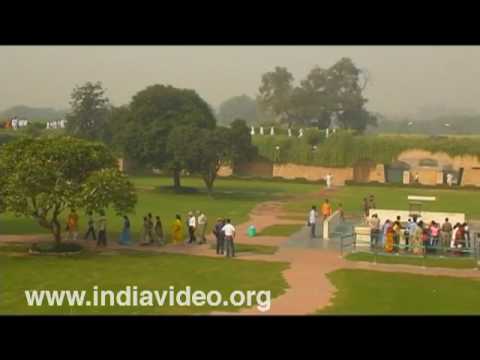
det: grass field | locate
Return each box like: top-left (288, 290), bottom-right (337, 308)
top-left (210, 243), bottom-right (278, 255)
top-left (0, 249), bottom-right (289, 315)
top-left (346, 252), bottom-right (479, 269)
top-left (257, 224), bottom-right (304, 237)
top-left (318, 269), bottom-right (480, 315)
top-left (284, 185), bottom-right (480, 219)
top-left (0, 176), bottom-right (320, 241)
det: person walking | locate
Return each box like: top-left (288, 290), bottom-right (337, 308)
top-left (171, 215), bottom-right (183, 244)
top-left (384, 221), bottom-right (395, 253)
top-left (119, 215), bottom-right (131, 245)
top-left (84, 211), bottom-right (96, 241)
top-left (308, 206), bottom-right (318, 239)
top-left (381, 219), bottom-right (391, 248)
top-left (97, 211), bottom-right (107, 247)
top-left (325, 173), bottom-right (333, 189)
top-left (213, 218), bottom-right (225, 255)
top-left (368, 214), bottom-right (380, 250)
top-left (153, 216), bottom-right (164, 245)
top-left (187, 211), bottom-right (197, 244)
top-left (441, 218), bottom-right (453, 253)
top-left (463, 222), bottom-right (471, 248)
top-left (197, 211), bottom-right (207, 244)
top-left (222, 219), bottom-right (236, 258)
top-left (405, 218), bottom-right (417, 252)
top-left (66, 209), bottom-right (79, 242)
top-left (338, 203), bottom-right (345, 222)
top-left (392, 216), bottom-right (402, 253)
top-left (362, 198), bottom-right (370, 222)
top-left (141, 216), bottom-right (153, 245)
top-left (430, 221), bottom-right (440, 253)
top-left (321, 199), bottom-right (332, 222)
top-left (412, 220), bottom-right (424, 255)
top-left (368, 195), bottom-right (376, 210)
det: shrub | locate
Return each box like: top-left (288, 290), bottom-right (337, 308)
top-left (253, 131), bottom-right (480, 167)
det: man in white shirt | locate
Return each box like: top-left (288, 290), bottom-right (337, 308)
top-left (446, 173), bottom-right (453, 187)
top-left (187, 211), bottom-right (197, 244)
top-left (325, 173), bottom-right (333, 189)
top-left (11, 118), bottom-right (18, 130)
top-left (308, 206), bottom-right (318, 239)
top-left (222, 219), bottom-right (236, 257)
top-left (196, 210), bottom-right (207, 244)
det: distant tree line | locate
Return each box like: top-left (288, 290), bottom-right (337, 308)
top-left (217, 57), bottom-right (377, 133)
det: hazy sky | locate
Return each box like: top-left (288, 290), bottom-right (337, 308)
top-left (1, 46), bottom-right (480, 117)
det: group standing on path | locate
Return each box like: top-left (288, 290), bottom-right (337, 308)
top-left (62, 208), bottom-right (236, 257)
top-left (368, 212), bottom-right (472, 256)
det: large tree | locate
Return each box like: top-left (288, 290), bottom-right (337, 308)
top-left (117, 84), bottom-right (216, 189)
top-left (0, 137), bottom-right (137, 243)
top-left (217, 95), bottom-right (257, 125)
top-left (257, 59), bottom-right (377, 132)
top-left (258, 67), bottom-right (295, 123)
top-left (168, 125), bottom-right (244, 194)
top-left (65, 81), bottom-right (111, 141)
top-left (188, 127), bottom-right (231, 194)
top-left (229, 118), bottom-right (257, 170)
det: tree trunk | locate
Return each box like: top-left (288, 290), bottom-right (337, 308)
top-left (173, 168), bottom-right (181, 190)
top-left (51, 218), bottom-right (62, 244)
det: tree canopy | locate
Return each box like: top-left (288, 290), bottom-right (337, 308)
top-left (65, 81), bottom-right (111, 142)
top-left (114, 84), bottom-right (216, 188)
top-left (217, 95), bottom-right (257, 125)
top-left (257, 58), bottom-right (377, 132)
top-left (0, 137), bottom-right (137, 242)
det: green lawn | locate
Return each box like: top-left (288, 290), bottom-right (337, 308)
top-left (0, 176), bottom-right (320, 240)
top-left (285, 184), bottom-right (480, 219)
top-left (257, 224), bottom-right (304, 237)
top-left (318, 269), bottom-right (480, 315)
top-left (0, 250), bottom-right (289, 315)
top-left (346, 252), bottom-right (479, 269)
top-left (210, 243), bottom-right (278, 255)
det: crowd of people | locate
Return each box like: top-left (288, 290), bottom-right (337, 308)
top-left (368, 214), bottom-right (472, 255)
top-left (63, 208), bottom-right (236, 257)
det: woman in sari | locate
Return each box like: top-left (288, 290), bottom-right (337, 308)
top-left (381, 220), bottom-right (391, 248)
top-left (119, 215), bottom-right (131, 245)
top-left (384, 220), bottom-right (395, 253)
top-left (171, 214), bottom-right (183, 244)
top-left (412, 221), bottom-right (424, 255)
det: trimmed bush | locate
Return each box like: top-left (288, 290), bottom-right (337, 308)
top-left (253, 131), bottom-right (480, 167)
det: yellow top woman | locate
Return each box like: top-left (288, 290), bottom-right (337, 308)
top-left (171, 214), bottom-right (183, 244)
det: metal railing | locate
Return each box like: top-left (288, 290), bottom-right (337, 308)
top-left (359, 231), bottom-right (479, 269)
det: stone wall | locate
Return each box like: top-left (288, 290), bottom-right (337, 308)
top-left (273, 163), bottom-right (353, 185)
top-left (462, 168), bottom-right (480, 187)
top-left (397, 149), bottom-right (480, 169)
top-left (414, 168), bottom-right (442, 186)
top-left (234, 161), bottom-right (273, 177)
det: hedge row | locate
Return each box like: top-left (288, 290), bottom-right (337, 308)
top-left (252, 131), bottom-right (480, 167)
